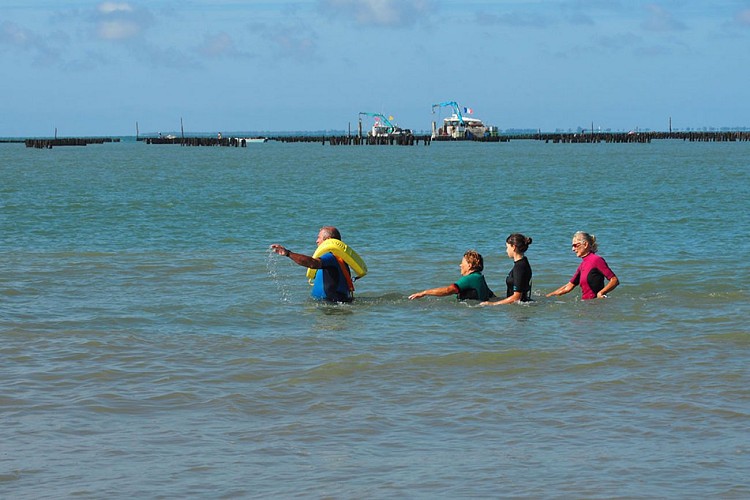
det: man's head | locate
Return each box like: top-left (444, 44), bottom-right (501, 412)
top-left (316, 226), bottom-right (341, 246)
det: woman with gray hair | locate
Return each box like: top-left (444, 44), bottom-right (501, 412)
top-left (547, 231), bottom-right (619, 300)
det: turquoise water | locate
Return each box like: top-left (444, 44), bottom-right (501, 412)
top-left (1, 139), bottom-right (749, 497)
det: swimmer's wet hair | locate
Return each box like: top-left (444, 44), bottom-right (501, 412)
top-left (463, 249), bottom-right (484, 272)
top-left (506, 233), bottom-right (532, 253)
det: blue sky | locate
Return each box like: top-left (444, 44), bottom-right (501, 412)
top-left (2, 0), bottom-right (749, 136)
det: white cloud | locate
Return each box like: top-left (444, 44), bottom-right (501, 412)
top-left (565, 13), bottom-right (596, 26)
top-left (271, 28), bottom-right (318, 61)
top-left (199, 32), bottom-right (234, 57)
top-left (0, 21), bottom-right (33, 47)
top-left (248, 21), bottom-right (319, 61)
top-left (0, 21), bottom-right (61, 65)
top-left (641, 4), bottom-right (686, 32)
top-left (197, 32), bottom-right (254, 59)
top-left (475, 10), bottom-right (552, 28)
top-left (98, 2), bottom-right (135, 15)
top-left (97, 20), bottom-right (140, 40)
top-left (320, 0), bottom-right (433, 27)
top-left (595, 32), bottom-right (644, 51)
top-left (93, 1), bottom-right (152, 41)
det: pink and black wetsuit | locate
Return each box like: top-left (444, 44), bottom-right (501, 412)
top-left (570, 253), bottom-right (616, 300)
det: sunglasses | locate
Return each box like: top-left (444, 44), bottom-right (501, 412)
top-left (572, 242), bottom-right (583, 248)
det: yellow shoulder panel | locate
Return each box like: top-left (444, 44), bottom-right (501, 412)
top-left (306, 238), bottom-right (368, 283)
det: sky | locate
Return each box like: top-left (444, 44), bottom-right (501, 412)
top-left (1, 0), bottom-right (750, 136)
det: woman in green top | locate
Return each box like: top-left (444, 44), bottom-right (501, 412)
top-left (408, 250), bottom-right (495, 302)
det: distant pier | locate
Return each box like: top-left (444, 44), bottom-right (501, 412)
top-left (137, 133), bottom-right (519, 146)
top-left (140, 134), bottom-right (435, 146)
top-left (508, 131), bottom-right (750, 143)
top-left (137, 131), bottom-right (749, 146)
top-left (142, 137), bottom-right (253, 147)
top-left (276, 134), bottom-right (433, 145)
top-left (14, 131), bottom-right (750, 150)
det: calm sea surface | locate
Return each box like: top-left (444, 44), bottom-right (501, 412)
top-left (1, 138), bottom-right (749, 498)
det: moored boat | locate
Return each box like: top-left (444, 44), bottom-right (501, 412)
top-left (358, 112), bottom-right (411, 138)
top-left (231, 137), bottom-right (268, 143)
top-left (431, 101), bottom-right (496, 140)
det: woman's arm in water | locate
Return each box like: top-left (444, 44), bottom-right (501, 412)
top-left (480, 291), bottom-right (523, 306)
top-left (546, 282), bottom-right (575, 297)
top-left (409, 284), bottom-right (459, 300)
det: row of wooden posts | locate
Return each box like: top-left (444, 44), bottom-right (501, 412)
top-left (137, 131), bottom-right (750, 146)
top-left (509, 131), bottom-right (750, 143)
top-left (137, 134), bottom-right (513, 146)
top-left (141, 137), bottom-right (254, 147)
top-left (19, 131), bottom-right (750, 149)
top-left (24, 137), bottom-right (119, 149)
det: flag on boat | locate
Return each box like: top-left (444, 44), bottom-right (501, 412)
top-left (463, 107), bottom-right (473, 114)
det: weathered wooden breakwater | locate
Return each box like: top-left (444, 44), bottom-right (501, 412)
top-left (275, 134), bottom-right (433, 145)
top-left (15, 131), bottom-right (750, 150)
top-left (646, 131), bottom-right (750, 142)
top-left (139, 134), bottom-right (433, 146)
top-left (138, 134), bottom-right (511, 146)
top-left (141, 137), bottom-right (253, 147)
top-left (507, 131), bottom-right (750, 143)
top-left (138, 131), bottom-right (749, 146)
top-left (432, 135), bottom-right (509, 143)
top-left (289, 134), bottom-right (507, 145)
top-left (24, 137), bottom-right (119, 149)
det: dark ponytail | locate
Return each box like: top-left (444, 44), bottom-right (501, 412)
top-left (506, 233), bottom-right (532, 253)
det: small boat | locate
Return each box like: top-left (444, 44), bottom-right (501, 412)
top-left (231, 137), bottom-right (268, 143)
top-left (358, 112), bottom-right (411, 138)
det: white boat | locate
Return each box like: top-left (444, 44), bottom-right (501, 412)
top-left (431, 101), bottom-right (493, 139)
top-left (231, 137), bottom-right (268, 143)
top-left (434, 114), bottom-right (488, 139)
top-left (358, 112), bottom-right (411, 138)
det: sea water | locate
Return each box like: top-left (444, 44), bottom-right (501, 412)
top-left (1, 139), bottom-right (748, 498)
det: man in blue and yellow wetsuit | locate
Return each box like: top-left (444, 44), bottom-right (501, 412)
top-left (270, 226), bottom-right (354, 303)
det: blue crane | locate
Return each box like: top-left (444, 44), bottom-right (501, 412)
top-left (358, 112), bottom-right (398, 134)
top-left (431, 101), bottom-right (465, 125)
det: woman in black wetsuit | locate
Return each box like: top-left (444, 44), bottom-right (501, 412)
top-left (481, 233), bottom-right (533, 306)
